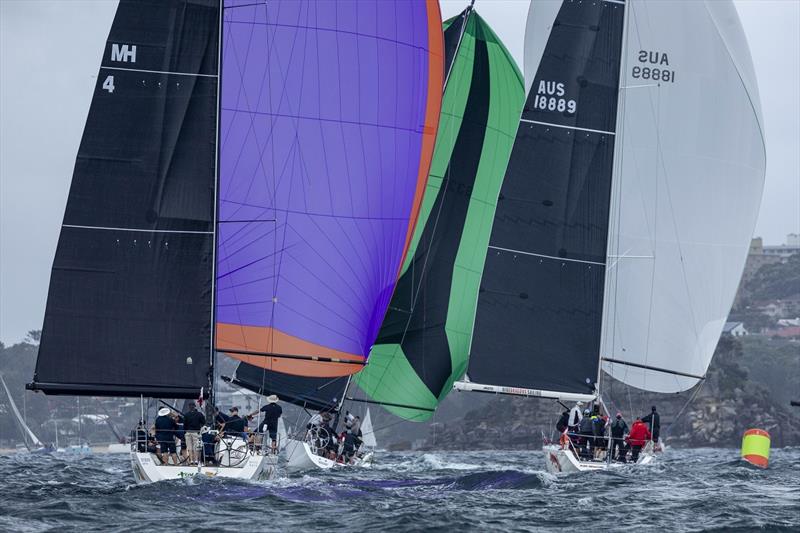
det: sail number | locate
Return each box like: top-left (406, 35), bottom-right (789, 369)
top-left (632, 50), bottom-right (676, 84)
top-left (532, 95), bottom-right (577, 114)
top-left (631, 66), bottom-right (674, 83)
top-left (532, 80), bottom-right (577, 115)
top-left (102, 75), bottom-right (115, 93)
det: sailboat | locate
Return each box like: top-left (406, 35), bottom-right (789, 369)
top-left (453, 0), bottom-right (766, 474)
top-left (27, 0), bottom-right (443, 482)
top-left (0, 374), bottom-right (47, 453)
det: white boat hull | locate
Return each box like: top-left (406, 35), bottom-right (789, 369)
top-left (284, 439), bottom-right (373, 472)
top-left (130, 451), bottom-right (277, 483)
top-left (543, 443), bottom-right (656, 474)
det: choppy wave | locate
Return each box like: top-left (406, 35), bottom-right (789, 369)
top-left (0, 447), bottom-right (797, 531)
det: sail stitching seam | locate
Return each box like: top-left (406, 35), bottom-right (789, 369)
top-left (519, 118), bottom-right (615, 136)
top-left (488, 245), bottom-right (605, 266)
top-left (62, 224), bottom-right (213, 235)
top-left (99, 66), bottom-right (217, 78)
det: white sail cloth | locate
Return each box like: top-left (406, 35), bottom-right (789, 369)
top-left (360, 409), bottom-right (377, 448)
top-left (600, 0), bottom-right (766, 392)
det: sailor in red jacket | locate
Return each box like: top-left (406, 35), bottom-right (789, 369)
top-left (625, 417), bottom-right (652, 462)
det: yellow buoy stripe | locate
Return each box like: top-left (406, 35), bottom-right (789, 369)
top-left (741, 434), bottom-right (770, 459)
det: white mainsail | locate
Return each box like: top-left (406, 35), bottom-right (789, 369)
top-left (1, 374), bottom-right (43, 449)
top-left (600, 0), bottom-right (766, 393)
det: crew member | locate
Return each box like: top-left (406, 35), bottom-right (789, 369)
top-left (609, 412), bottom-right (629, 462)
top-left (641, 405), bottom-right (661, 443)
top-left (221, 407), bottom-right (247, 440)
top-left (182, 402), bottom-right (206, 465)
top-left (154, 407), bottom-right (179, 465)
top-left (249, 394), bottom-right (282, 454)
top-left (626, 417), bottom-right (651, 462)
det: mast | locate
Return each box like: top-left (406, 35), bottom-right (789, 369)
top-left (208, 0), bottom-right (224, 414)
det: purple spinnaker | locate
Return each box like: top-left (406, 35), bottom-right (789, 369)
top-left (216, 0), bottom-right (442, 376)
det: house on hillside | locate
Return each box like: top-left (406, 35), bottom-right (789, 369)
top-left (763, 326), bottom-right (800, 339)
top-left (722, 322), bottom-right (748, 337)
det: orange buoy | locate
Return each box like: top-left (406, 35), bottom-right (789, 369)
top-left (741, 428), bottom-right (770, 468)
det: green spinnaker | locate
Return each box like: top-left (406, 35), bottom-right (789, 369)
top-left (354, 10), bottom-right (524, 421)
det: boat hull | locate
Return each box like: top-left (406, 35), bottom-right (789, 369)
top-left (284, 439), bottom-right (373, 472)
top-left (130, 451), bottom-right (277, 483)
top-left (543, 443), bottom-right (655, 474)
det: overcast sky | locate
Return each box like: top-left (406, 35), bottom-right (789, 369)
top-left (1, 0), bottom-right (798, 344)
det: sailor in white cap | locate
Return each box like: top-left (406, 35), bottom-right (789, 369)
top-left (249, 395), bottom-right (282, 453)
top-left (154, 407), bottom-right (179, 464)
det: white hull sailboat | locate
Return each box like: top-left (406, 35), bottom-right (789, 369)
top-left (453, 0), bottom-right (765, 473)
top-left (131, 443), bottom-right (277, 483)
top-left (542, 443), bottom-right (655, 475)
top-left (283, 439), bottom-right (373, 473)
top-left (130, 432), bottom-right (278, 483)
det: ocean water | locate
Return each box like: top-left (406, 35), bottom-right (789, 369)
top-left (0, 447), bottom-right (797, 532)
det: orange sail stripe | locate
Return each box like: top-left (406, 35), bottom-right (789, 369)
top-left (398, 0), bottom-right (444, 269)
top-left (216, 323), bottom-right (365, 378)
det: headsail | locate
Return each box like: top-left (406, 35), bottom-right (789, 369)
top-left (600, 0), bottom-right (766, 392)
top-left (353, 9), bottom-right (525, 421)
top-left (215, 0), bottom-right (444, 379)
top-left (360, 408), bottom-right (377, 448)
top-left (464, 0), bottom-right (626, 399)
top-left (29, 0), bottom-right (220, 398)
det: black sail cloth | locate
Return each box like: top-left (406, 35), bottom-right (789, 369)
top-left (469, 0), bottom-right (626, 395)
top-left (29, 0), bottom-right (220, 398)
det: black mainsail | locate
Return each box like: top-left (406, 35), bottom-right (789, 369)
top-left (28, 0), bottom-right (220, 398)
top-left (460, 0), bottom-right (626, 399)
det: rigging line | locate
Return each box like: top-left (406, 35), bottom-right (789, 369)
top-left (663, 378), bottom-right (705, 439)
top-left (366, 6), bottom-right (474, 398)
top-left (224, 1), bottom-right (267, 10)
top-left (601, 358), bottom-right (706, 381)
top-left (344, 397), bottom-right (435, 413)
top-left (223, 348), bottom-right (365, 366)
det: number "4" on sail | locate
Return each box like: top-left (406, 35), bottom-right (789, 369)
top-left (102, 75), bottom-right (115, 93)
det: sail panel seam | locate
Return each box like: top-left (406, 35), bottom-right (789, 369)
top-left (488, 245), bottom-right (606, 266)
top-left (100, 66), bottom-right (217, 78)
top-left (62, 224), bottom-right (213, 234)
top-left (519, 118), bottom-right (615, 136)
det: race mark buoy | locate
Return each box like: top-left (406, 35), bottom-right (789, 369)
top-left (741, 428), bottom-right (770, 468)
